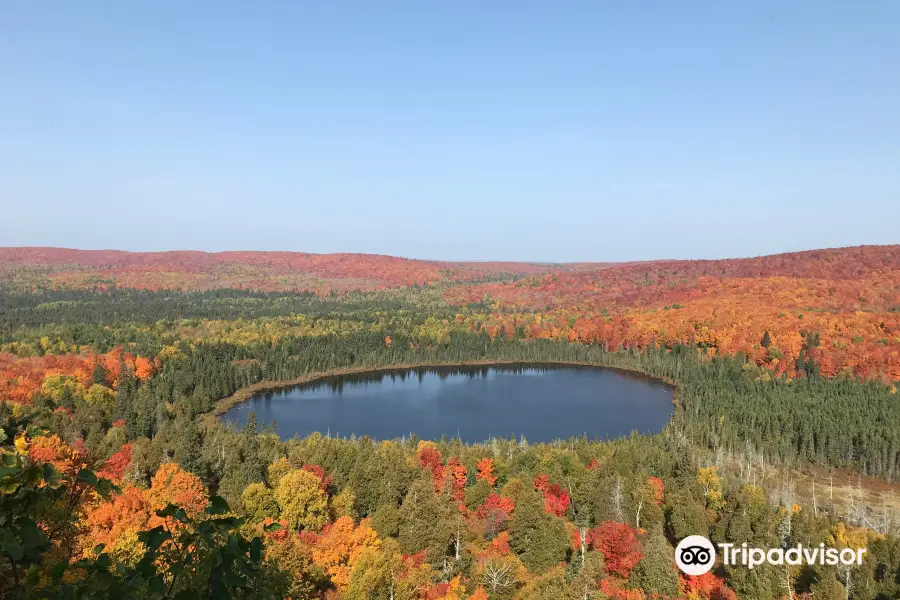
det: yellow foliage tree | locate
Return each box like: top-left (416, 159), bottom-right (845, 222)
top-left (267, 457), bottom-right (294, 485)
top-left (41, 374), bottom-right (83, 404)
top-left (241, 482), bottom-right (279, 523)
top-left (827, 521), bottom-right (875, 550)
top-left (275, 469), bottom-right (329, 531)
top-left (330, 487), bottom-right (357, 521)
top-left (697, 467), bottom-right (725, 510)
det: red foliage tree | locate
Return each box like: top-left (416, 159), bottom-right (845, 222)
top-left (133, 356), bottom-right (154, 380)
top-left (600, 579), bottom-right (646, 600)
top-left (476, 493), bottom-right (515, 536)
top-left (97, 443), bottom-right (133, 482)
top-left (533, 474), bottom-right (570, 517)
top-left (417, 446), bottom-right (445, 491)
top-left (681, 572), bottom-right (737, 600)
top-left (591, 521), bottom-right (643, 579)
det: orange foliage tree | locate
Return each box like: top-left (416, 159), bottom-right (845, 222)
top-left (476, 458), bottom-right (497, 487)
top-left (311, 516), bottom-right (381, 590)
top-left (80, 463), bottom-right (208, 560)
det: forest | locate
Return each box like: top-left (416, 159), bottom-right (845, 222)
top-left (1, 245), bottom-right (899, 599)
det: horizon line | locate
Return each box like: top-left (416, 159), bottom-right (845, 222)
top-left (0, 243), bottom-right (897, 266)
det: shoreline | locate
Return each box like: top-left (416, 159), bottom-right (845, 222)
top-left (201, 359), bottom-right (682, 429)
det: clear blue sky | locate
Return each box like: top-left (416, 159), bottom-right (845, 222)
top-left (2, 2), bottom-right (898, 262)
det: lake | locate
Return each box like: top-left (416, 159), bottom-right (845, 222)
top-left (222, 364), bottom-right (675, 443)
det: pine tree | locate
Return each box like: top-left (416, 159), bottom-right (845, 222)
top-left (628, 529), bottom-right (680, 597)
top-left (809, 571), bottom-right (845, 600)
top-left (507, 484), bottom-right (568, 574)
top-left (240, 412), bottom-right (265, 485)
top-left (397, 478), bottom-right (455, 565)
top-left (172, 413), bottom-right (204, 477)
top-left (665, 488), bottom-right (707, 541)
top-left (115, 360), bottom-right (135, 423)
top-left (91, 361), bottom-right (108, 386)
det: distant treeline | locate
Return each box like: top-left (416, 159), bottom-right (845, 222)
top-left (2, 288), bottom-right (899, 479)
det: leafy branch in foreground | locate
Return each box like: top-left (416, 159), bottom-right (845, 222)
top-left (43, 498), bottom-right (270, 599)
top-left (0, 415), bottom-right (275, 600)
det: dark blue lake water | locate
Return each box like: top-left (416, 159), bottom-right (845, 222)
top-left (222, 364), bottom-right (674, 443)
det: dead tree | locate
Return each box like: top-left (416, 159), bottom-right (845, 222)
top-left (612, 475), bottom-right (625, 522)
top-left (481, 561), bottom-right (518, 594)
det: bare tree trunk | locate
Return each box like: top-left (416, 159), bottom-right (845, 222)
top-left (612, 476), bottom-right (624, 522)
top-left (781, 563), bottom-right (794, 600)
top-left (780, 563), bottom-right (794, 600)
top-left (579, 526), bottom-right (587, 568)
top-left (812, 479), bottom-right (819, 517)
top-left (779, 479), bottom-right (796, 546)
top-left (839, 564), bottom-right (853, 600)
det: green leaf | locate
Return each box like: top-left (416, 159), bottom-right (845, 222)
top-left (139, 527), bottom-right (171, 551)
top-left (3, 538), bottom-right (24, 561)
top-left (50, 558), bottom-right (69, 581)
top-left (227, 534), bottom-right (240, 556)
top-left (148, 575), bottom-right (166, 594)
top-left (206, 495), bottom-right (230, 515)
top-left (0, 480), bottom-right (20, 493)
top-left (76, 468), bottom-right (98, 486)
top-left (249, 537), bottom-right (262, 562)
top-left (25, 424), bottom-right (48, 437)
top-left (20, 521), bottom-right (49, 551)
top-left (155, 503), bottom-right (188, 521)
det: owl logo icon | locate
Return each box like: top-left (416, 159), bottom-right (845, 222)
top-left (676, 535), bottom-right (716, 576)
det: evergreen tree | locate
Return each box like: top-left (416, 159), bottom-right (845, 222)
top-left (171, 412), bottom-right (204, 477)
top-left (240, 412), bottom-right (265, 485)
top-left (567, 551), bottom-right (605, 600)
top-left (809, 571), bottom-right (845, 600)
top-left (664, 488), bottom-right (707, 542)
top-left (115, 360), bottom-right (135, 423)
top-left (91, 361), bottom-right (108, 386)
top-left (397, 478), bottom-right (455, 565)
top-left (628, 529), bottom-right (680, 597)
top-left (125, 384), bottom-right (153, 440)
top-left (370, 502), bottom-right (402, 539)
top-left (507, 484), bottom-right (569, 574)
top-left (58, 385), bottom-right (74, 410)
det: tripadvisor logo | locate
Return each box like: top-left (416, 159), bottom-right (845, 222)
top-left (676, 536), bottom-right (868, 574)
top-left (676, 535), bottom-right (716, 575)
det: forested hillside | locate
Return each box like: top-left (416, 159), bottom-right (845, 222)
top-left (0, 247), bottom-right (551, 292)
top-left (2, 245), bottom-right (897, 379)
top-left (1, 245), bottom-right (899, 599)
